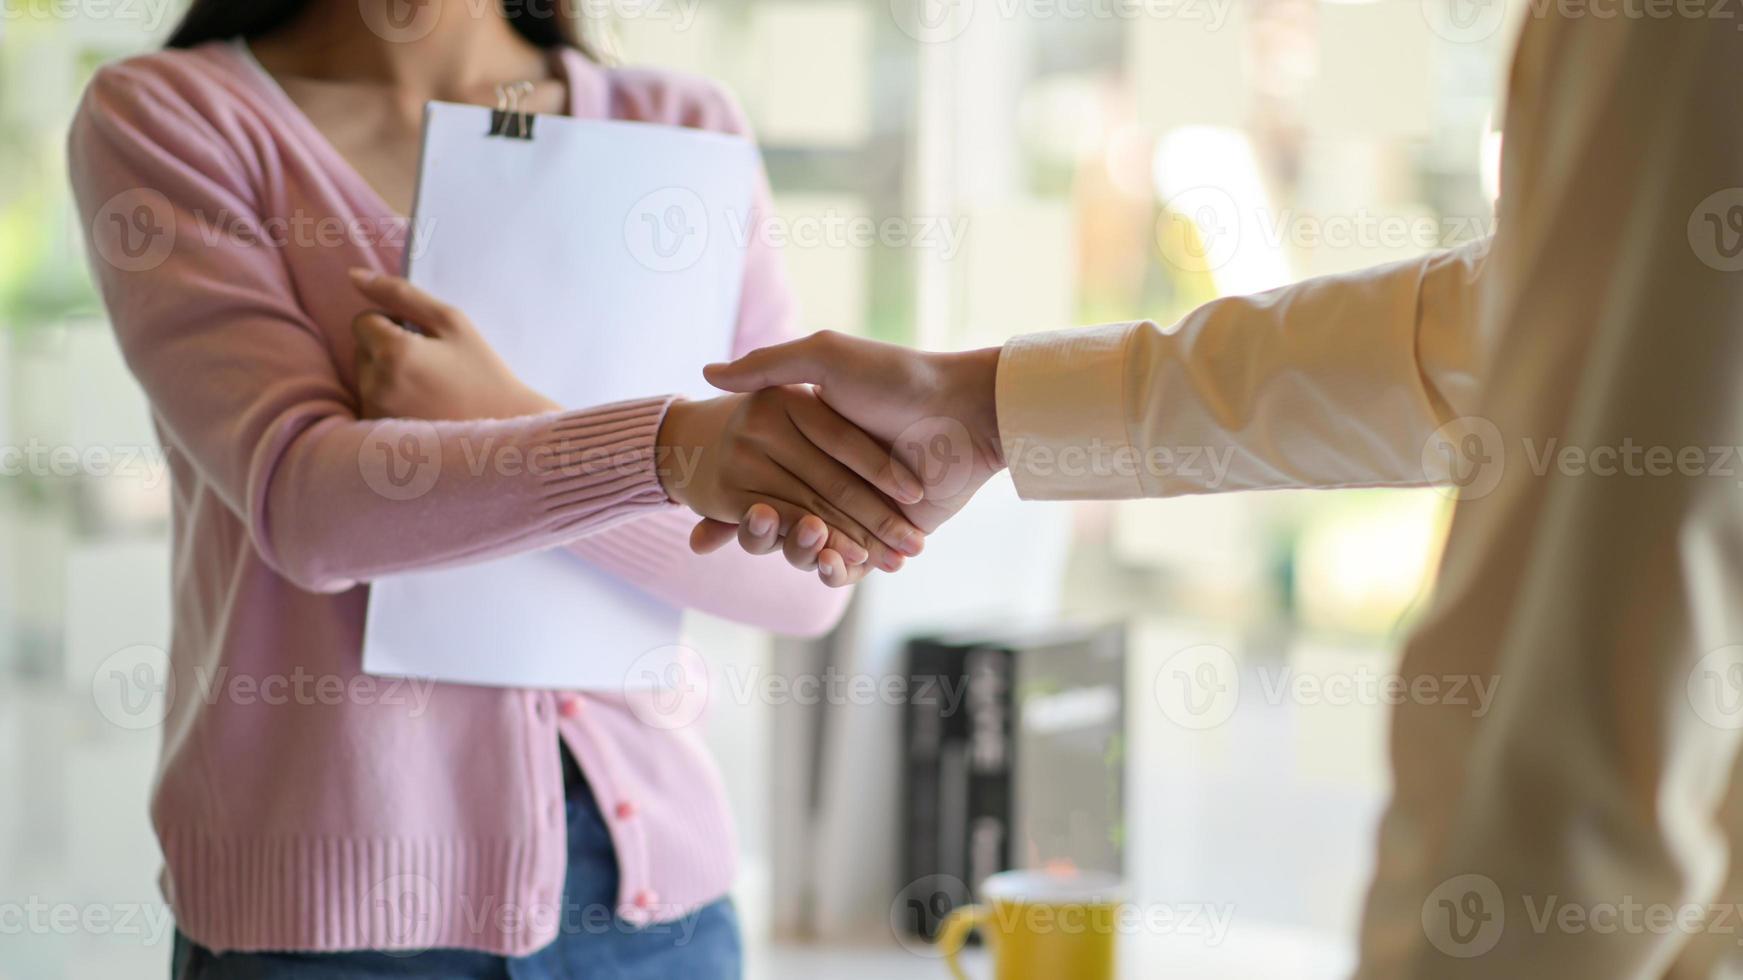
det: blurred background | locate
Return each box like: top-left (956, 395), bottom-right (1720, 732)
top-left (0, 0), bottom-right (1519, 976)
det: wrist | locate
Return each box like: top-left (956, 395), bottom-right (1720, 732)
top-left (655, 396), bottom-right (732, 507)
top-left (516, 387), bottom-right (563, 417)
top-left (653, 399), bottom-right (695, 506)
top-left (949, 346), bottom-right (1005, 469)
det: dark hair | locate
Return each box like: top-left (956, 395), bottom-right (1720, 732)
top-left (166, 0), bottom-right (594, 55)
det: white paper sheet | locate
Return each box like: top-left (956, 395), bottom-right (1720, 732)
top-left (362, 101), bottom-right (756, 690)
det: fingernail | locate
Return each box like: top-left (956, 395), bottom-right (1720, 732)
top-left (894, 470), bottom-right (925, 505)
top-left (749, 511), bottom-right (775, 536)
top-left (348, 267), bottom-right (377, 286)
top-left (880, 552), bottom-right (906, 573)
top-left (797, 523), bottom-right (823, 549)
top-left (821, 556), bottom-right (842, 584)
top-left (839, 540), bottom-right (869, 565)
top-left (898, 529), bottom-right (925, 557)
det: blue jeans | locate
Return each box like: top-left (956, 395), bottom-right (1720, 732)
top-left (170, 749), bottom-right (741, 979)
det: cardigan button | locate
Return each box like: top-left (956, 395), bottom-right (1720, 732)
top-left (558, 695), bottom-right (583, 719)
top-left (634, 889), bottom-right (659, 910)
top-left (614, 800), bottom-right (637, 821)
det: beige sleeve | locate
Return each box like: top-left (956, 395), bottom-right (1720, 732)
top-left (996, 239), bottom-right (1488, 499)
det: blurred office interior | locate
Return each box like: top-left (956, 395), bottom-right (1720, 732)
top-left (0, 0), bottom-right (1514, 975)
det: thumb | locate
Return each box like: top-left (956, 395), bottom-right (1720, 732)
top-left (689, 517), bottom-right (739, 554)
top-left (349, 268), bottom-right (467, 339)
top-left (351, 311), bottom-right (413, 360)
top-left (704, 333), bottom-right (834, 392)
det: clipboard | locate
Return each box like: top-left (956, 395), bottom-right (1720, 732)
top-left (361, 86), bottom-right (758, 691)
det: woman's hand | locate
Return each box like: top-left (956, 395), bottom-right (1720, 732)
top-left (346, 267), bottom-right (926, 580)
top-left (348, 267), bottom-right (556, 420)
top-left (690, 502), bottom-right (856, 583)
top-left (690, 504), bottom-right (879, 587)
top-left (657, 388), bottom-right (927, 576)
top-left (696, 331), bottom-right (1006, 586)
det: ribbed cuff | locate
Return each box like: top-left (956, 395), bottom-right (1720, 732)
top-left (997, 323), bottom-right (1148, 500)
top-left (525, 397), bottom-right (678, 529)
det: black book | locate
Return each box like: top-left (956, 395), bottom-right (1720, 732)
top-left (899, 622), bottom-right (1126, 940)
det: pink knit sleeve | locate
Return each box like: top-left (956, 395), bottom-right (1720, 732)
top-left (563, 76), bottom-right (850, 636)
top-left (70, 65), bottom-right (676, 595)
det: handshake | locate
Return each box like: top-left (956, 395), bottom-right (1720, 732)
top-left (655, 332), bottom-right (1008, 587)
top-left (347, 268), bottom-right (1004, 587)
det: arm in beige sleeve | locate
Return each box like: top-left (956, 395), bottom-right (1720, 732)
top-left (996, 238), bottom-right (1489, 499)
top-left (1363, 19), bottom-right (1743, 979)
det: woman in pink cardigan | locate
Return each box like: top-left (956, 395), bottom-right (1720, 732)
top-left (68, 1), bottom-right (925, 976)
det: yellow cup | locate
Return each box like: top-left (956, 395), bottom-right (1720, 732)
top-left (936, 870), bottom-right (1124, 980)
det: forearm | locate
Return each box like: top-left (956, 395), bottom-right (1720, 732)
top-left (260, 398), bottom-right (676, 592)
top-left (566, 508), bottom-right (851, 637)
top-left (996, 240), bottom-right (1488, 499)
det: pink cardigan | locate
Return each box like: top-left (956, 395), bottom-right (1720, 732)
top-left (68, 41), bottom-right (848, 955)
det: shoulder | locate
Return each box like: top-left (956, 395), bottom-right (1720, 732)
top-left (602, 63), bottom-right (755, 138)
top-left (69, 43), bottom-right (265, 198)
top-left (72, 43), bottom-right (257, 149)
top-left (78, 43), bottom-right (244, 118)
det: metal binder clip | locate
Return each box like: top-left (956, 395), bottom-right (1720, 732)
top-left (488, 81), bottom-right (536, 140)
